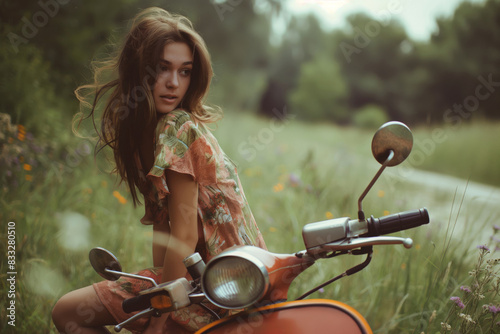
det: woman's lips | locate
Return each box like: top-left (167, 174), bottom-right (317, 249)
top-left (160, 95), bottom-right (177, 104)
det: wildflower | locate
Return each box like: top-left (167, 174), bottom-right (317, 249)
top-left (318, 288), bottom-right (325, 293)
top-left (25, 175), bottom-right (33, 181)
top-left (460, 285), bottom-right (472, 294)
top-left (101, 180), bottom-right (108, 188)
top-left (401, 263), bottom-right (407, 270)
top-left (494, 224), bottom-right (500, 231)
top-left (377, 190), bottom-right (385, 198)
top-left (23, 164), bottom-right (32, 171)
top-left (112, 191), bottom-right (127, 205)
top-left (269, 227), bottom-right (277, 233)
top-left (458, 313), bottom-right (476, 324)
top-left (325, 211), bottom-right (334, 219)
top-left (440, 322), bottom-right (451, 331)
top-left (450, 296), bottom-right (465, 309)
top-left (273, 183), bottom-right (284, 192)
top-left (83, 188), bottom-right (93, 194)
top-left (383, 210), bottom-right (390, 216)
top-left (477, 244), bottom-right (490, 252)
top-left (415, 244), bottom-right (421, 250)
top-left (288, 173), bottom-right (301, 187)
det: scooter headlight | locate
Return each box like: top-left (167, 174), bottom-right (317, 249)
top-left (201, 249), bottom-right (270, 309)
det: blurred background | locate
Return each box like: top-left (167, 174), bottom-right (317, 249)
top-left (1, 0), bottom-right (500, 333)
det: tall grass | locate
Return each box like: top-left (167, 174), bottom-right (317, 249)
top-left (1, 112), bottom-right (499, 333)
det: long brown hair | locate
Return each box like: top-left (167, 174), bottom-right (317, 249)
top-left (74, 7), bottom-right (221, 206)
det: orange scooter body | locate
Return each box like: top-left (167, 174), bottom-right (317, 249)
top-left (196, 299), bottom-right (372, 334)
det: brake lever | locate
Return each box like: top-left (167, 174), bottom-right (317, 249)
top-left (325, 236), bottom-right (413, 251)
top-left (114, 307), bottom-right (157, 332)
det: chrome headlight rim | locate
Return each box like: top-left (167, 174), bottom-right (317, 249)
top-left (201, 248), bottom-right (270, 309)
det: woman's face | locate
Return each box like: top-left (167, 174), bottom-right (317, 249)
top-left (153, 42), bottom-right (193, 114)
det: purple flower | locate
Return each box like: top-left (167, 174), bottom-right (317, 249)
top-left (450, 296), bottom-right (465, 309)
top-left (494, 224), bottom-right (500, 231)
top-left (460, 286), bottom-right (472, 294)
top-left (488, 305), bottom-right (500, 314)
top-left (477, 245), bottom-right (490, 252)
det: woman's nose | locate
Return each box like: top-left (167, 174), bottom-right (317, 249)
top-left (166, 72), bottom-right (179, 88)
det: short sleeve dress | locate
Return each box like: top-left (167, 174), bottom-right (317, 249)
top-left (93, 109), bottom-right (267, 333)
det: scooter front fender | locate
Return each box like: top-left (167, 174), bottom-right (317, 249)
top-left (196, 299), bottom-right (372, 334)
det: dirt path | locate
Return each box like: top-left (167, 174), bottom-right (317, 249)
top-left (384, 167), bottom-right (500, 244)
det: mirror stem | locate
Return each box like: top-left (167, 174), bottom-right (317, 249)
top-left (104, 268), bottom-right (159, 287)
top-left (358, 150), bottom-right (394, 221)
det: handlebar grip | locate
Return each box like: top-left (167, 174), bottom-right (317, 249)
top-left (367, 208), bottom-right (429, 236)
top-left (122, 294), bottom-right (153, 314)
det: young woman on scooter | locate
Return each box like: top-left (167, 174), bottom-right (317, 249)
top-left (52, 7), bottom-right (267, 334)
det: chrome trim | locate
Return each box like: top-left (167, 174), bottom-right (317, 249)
top-left (201, 247), bottom-right (270, 309)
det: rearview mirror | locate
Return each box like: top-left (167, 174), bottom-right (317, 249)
top-left (371, 121), bottom-right (413, 167)
top-left (89, 247), bottom-right (122, 281)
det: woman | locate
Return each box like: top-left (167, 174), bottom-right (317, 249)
top-left (52, 7), bottom-right (266, 334)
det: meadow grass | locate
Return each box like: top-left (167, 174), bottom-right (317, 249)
top-left (1, 112), bottom-right (499, 333)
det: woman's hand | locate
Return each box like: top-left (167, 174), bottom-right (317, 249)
top-left (143, 312), bottom-right (170, 334)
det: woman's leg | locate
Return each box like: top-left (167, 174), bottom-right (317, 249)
top-left (52, 285), bottom-right (116, 334)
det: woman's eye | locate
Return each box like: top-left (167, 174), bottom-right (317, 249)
top-left (180, 69), bottom-right (192, 77)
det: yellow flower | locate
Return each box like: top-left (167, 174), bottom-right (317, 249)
top-left (25, 175), bottom-right (33, 181)
top-left (23, 164), bottom-right (32, 171)
top-left (383, 210), bottom-right (390, 216)
top-left (269, 227), bottom-right (277, 232)
top-left (244, 168), bottom-right (253, 177)
top-left (415, 244), bottom-right (421, 250)
top-left (101, 180), bottom-right (108, 188)
top-left (113, 191), bottom-right (127, 205)
top-left (401, 263), bottom-right (407, 270)
top-left (91, 213), bottom-right (97, 219)
top-left (377, 190), bottom-right (385, 198)
top-left (325, 211), bottom-right (334, 219)
top-left (273, 183), bottom-right (284, 192)
top-left (17, 125), bottom-right (26, 141)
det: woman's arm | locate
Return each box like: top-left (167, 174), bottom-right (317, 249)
top-left (152, 221), bottom-right (169, 267)
top-left (159, 169), bottom-right (199, 283)
top-left (145, 170), bottom-right (199, 333)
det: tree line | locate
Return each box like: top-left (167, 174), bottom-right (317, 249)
top-left (1, 0), bottom-right (499, 137)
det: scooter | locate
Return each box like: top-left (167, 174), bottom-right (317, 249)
top-left (89, 121), bottom-right (430, 333)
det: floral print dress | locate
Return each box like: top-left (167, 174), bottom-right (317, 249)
top-left (93, 109), bottom-right (267, 333)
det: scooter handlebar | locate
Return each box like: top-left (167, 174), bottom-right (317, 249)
top-left (366, 208), bottom-right (429, 236)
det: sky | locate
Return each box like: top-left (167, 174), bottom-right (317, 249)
top-left (285, 0), bottom-right (486, 41)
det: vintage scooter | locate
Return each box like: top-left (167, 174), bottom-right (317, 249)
top-left (89, 121), bottom-right (430, 333)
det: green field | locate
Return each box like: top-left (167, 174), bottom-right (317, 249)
top-left (1, 112), bottom-right (499, 333)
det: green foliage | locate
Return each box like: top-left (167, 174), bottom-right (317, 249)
top-left (289, 56), bottom-right (348, 122)
top-left (352, 104), bottom-right (389, 129)
top-left (2, 111), bottom-right (500, 333)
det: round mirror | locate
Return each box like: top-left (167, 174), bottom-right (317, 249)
top-left (89, 247), bottom-right (122, 281)
top-left (371, 121), bottom-right (413, 166)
